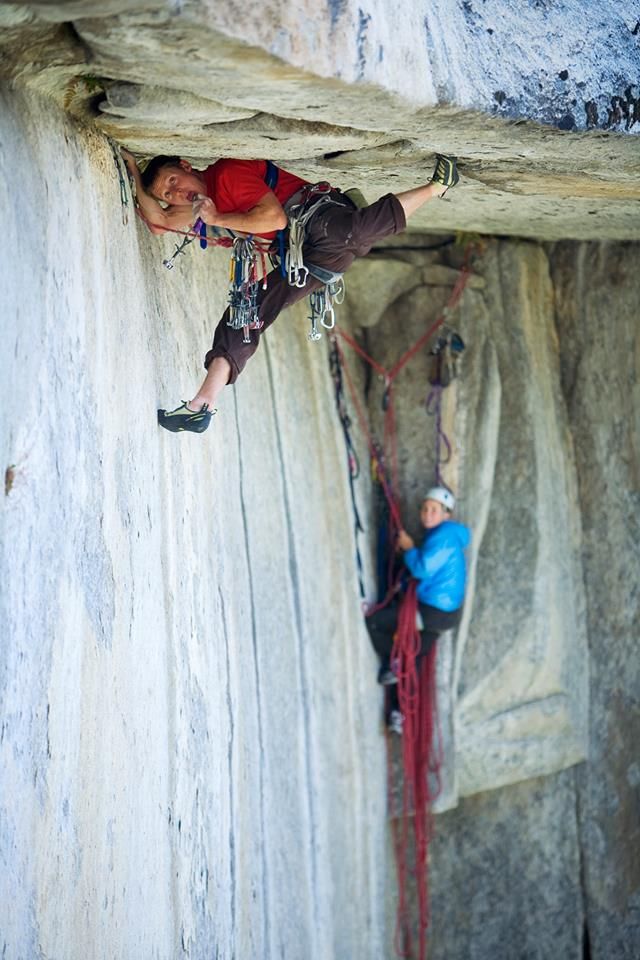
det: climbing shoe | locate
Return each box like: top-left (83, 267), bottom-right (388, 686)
top-left (377, 664), bottom-right (398, 686)
top-left (157, 401), bottom-right (213, 434)
top-left (387, 710), bottom-right (404, 735)
top-left (430, 154), bottom-right (459, 193)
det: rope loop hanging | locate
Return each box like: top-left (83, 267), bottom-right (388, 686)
top-left (425, 385), bottom-right (452, 486)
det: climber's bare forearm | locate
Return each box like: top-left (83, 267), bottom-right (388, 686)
top-left (137, 194), bottom-right (194, 235)
top-left (194, 192), bottom-right (287, 234)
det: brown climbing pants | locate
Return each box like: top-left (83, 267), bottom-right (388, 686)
top-left (204, 192), bottom-right (406, 383)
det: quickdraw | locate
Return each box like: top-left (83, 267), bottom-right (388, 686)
top-left (227, 237), bottom-right (263, 345)
top-left (307, 277), bottom-right (344, 341)
top-left (163, 216), bottom-right (203, 270)
top-left (285, 216), bottom-right (309, 288)
top-left (109, 139), bottom-right (132, 226)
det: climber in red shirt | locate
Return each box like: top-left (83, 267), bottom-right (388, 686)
top-left (122, 150), bottom-right (459, 434)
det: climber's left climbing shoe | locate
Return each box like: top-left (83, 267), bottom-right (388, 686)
top-left (377, 664), bottom-right (398, 686)
top-left (157, 401), bottom-right (213, 434)
top-left (387, 710), bottom-right (404, 735)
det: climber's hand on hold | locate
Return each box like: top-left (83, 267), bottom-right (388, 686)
top-left (192, 194), bottom-right (219, 226)
top-left (397, 529), bottom-right (415, 551)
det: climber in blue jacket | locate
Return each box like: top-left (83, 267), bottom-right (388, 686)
top-left (366, 486), bottom-right (471, 732)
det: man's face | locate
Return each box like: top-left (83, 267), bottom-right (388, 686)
top-left (420, 498), bottom-right (448, 529)
top-left (150, 160), bottom-right (204, 206)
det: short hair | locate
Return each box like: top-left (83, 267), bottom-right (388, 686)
top-left (140, 155), bottom-right (182, 191)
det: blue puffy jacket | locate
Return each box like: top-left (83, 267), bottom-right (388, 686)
top-left (403, 519), bottom-right (471, 611)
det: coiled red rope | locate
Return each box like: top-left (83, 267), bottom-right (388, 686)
top-left (389, 581), bottom-right (443, 960)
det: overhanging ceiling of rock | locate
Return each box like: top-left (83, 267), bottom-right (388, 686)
top-left (1, 0), bottom-right (639, 240)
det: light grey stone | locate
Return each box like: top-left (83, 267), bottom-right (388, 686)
top-left (96, 106), bottom-right (396, 165)
top-left (420, 263), bottom-right (486, 289)
top-left (6, 0), bottom-right (167, 20)
top-left (1, 2), bottom-right (640, 238)
top-left (99, 81), bottom-right (257, 123)
top-left (2, 8), bottom-right (640, 959)
top-left (428, 770), bottom-right (584, 960)
top-left (340, 258), bottom-right (422, 329)
top-left (344, 257), bottom-right (486, 331)
top-left (551, 241), bottom-right (640, 958)
top-left (0, 85), bottom-right (388, 960)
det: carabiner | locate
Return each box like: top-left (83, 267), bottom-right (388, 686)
top-left (321, 305), bottom-right (336, 329)
top-left (308, 317), bottom-right (322, 342)
top-left (289, 264), bottom-right (309, 288)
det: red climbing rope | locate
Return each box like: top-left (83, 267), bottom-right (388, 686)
top-left (332, 247), bottom-right (475, 960)
top-left (134, 207), bottom-right (274, 251)
top-left (389, 582), bottom-right (443, 960)
top-left (333, 334), bottom-right (402, 530)
top-left (333, 250), bottom-right (472, 530)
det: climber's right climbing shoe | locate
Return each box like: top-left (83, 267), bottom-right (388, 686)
top-left (430, 154), bottom-right (459, 194)
top-left (157, 401), bottom-right (213, 434)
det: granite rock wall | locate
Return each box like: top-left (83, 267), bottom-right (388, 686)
top-left (0, 86), bottom-right (388, 960)
top-left (552, 241), bottom-right (640, 958)
top-left (1, 4), bottom-right (639, 956)
top-left (1, 1), bottom-right (639, 240)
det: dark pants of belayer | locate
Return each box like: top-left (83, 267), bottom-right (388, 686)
top-left (204, 191), bottom-right (407, 381)
top-left (367, 597), bottom-right (462, 715)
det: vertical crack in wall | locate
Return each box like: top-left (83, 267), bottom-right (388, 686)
top-left (550, 242), bottom-right (595, 960)
top-left (218, 586), bottom-right (237, 960)
top-left (573, 766), bottom-right (591, 960)
top-left (232, 393), bottom-right (271, 959)
top-left (263, 342), bottom-right (320, 920)
top-left (157, 441), bottom-right (180, 953)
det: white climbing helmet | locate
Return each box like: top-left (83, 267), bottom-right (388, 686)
top-left (424, 486), bottom-right (455, 512)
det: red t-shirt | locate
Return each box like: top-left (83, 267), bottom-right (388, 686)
top-left (203, 159), bottom-right (310, 239)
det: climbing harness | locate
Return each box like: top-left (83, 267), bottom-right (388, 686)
top-left (329, 246), bottom-right (476, 960)
top-left (283, 181), bottom-right (354, 341)
top-left (284, 183), bottom-right (335, 284)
